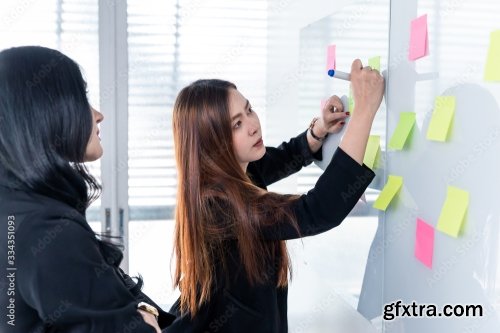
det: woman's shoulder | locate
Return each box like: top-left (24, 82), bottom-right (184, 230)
top-left (0, 185), bottom-right (91, 239)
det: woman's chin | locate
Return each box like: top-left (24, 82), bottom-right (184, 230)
top-left (255, 146), bottom-right (266, 160)
top-left (83, 148), bottom-right (103, 162)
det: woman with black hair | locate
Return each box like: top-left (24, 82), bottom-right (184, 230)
top-left (0, 46), bottom-right (172, 333)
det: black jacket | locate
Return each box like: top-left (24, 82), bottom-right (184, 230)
top-left (0, 185), bottom-right (175, 330)
top-left (165, 130), bottom-right (375, 333)
top-left (0, 130), bottom-right (374, 333)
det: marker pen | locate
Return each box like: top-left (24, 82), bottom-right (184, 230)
top-left (327, 69), bottom-right (351, 81)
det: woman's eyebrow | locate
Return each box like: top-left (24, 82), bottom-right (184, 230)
top-left (231, 100), bottom-right (251, 121)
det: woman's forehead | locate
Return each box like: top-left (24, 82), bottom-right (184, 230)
top-left (228, 89), bottom-right (248, 113)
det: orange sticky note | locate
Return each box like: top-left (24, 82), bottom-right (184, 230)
top-left (415, 218), bottom-right (434, 269)
top-left (326, 45), bottom-right (336, 73)
top-left (409, 14), bottom-right (429, 61)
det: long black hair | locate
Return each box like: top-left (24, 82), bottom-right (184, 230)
top-left (0, 46), bottom-right (149, 297)
top-left (0, 46), bottom-right (100, 214)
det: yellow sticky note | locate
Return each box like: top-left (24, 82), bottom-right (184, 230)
top-left (484, 30), bottom-right (500, 81)
top-left (388, 112), bottom-right (416, 150)
top-left (426, 96), bottom-right (455, 142)
top-left (363, 135), bottom-right (380, 169)
top-left (436, 186), bottom-right (469, 238)
top-left (373, 175), bottom-right (403, 211)
top-left (368, 56), bottom-right (381, 71)
top-left (348, 85), bottom-right (355, 113)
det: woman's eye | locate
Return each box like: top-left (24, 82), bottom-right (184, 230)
top-left (248, 107), bottom-right (253, 113)
top-left (234, 121), bottom-right (241, 129)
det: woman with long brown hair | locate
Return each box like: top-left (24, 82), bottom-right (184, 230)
top-left (166, 59), bottom-right (384, 332)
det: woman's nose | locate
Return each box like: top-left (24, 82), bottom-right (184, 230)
top-left (248, 119), bottom-right (259, 136)
top-left (249, 126), bottom-right (258, 136)
top-left (94, 109), bottom-right (104, 123)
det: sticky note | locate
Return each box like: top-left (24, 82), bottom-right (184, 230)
top-left (373, 175), bottom-right (403, 211)
top-left (368, 56), bottom-right (381, 71)
top-left (326, 45), bottom-right (336, 75)
top-left (409, 14), bottom-right (429, 61)
top-left (436, 186), bottom-right (469, 238)
top-left (348, 85), bottom-right (355, 113)
top-left (426, 96), bottom-right (455, 142)
top-left (415, 218), bottom-right (434, 269)
top-left (363, 135), bottom-right (380, 169)
top-left (388, 112), bottom-right (416, 150)
top-left (484, 30), bottom-right (500, 81)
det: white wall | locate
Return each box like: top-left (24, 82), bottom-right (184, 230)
top-left (266, 0), bottom-right (362, 193)
top-left (266, 2), bottom-right (384, 332)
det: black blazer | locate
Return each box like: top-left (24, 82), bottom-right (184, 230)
top-left (0, 185), bottom-right (175, 331)
top-left (165, 130), bottom-right (375, 333)
top-left (0, 130), bottom-right (373, 333)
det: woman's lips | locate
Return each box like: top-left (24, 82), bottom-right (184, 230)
top-left (253, 138), bottom-right (263, 147)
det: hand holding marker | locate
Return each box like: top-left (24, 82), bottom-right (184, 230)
top-left (326, 45), bottom-right (353, 81)
top-left (328, 67), bottom-right (379, 81)
top-left (326, 44), bottom-right (380, 81)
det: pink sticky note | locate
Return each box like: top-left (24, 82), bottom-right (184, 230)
top-left (415, 218), bottom-right (434, 268)
top-left (408, 14), bottom-right (429, 61)
top-left (326, 45), bottom-right (336, 71)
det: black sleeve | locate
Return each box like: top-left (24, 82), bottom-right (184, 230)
top-left (117, 268), bottom-right (176, 329)
top-left (248, 130), bottom-right (323, 186)
top-left (261, 147), bottom-right (375, 240)
top-left (16, 213), bottom-right (157, 333)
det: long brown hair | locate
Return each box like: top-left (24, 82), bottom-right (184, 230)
top-left (172, 79), bottom-right (301, 316)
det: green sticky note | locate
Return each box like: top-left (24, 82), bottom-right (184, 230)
top-left (436, 186), bottom-right (469, 238)
top-left (368, 56), bottom-right (381, 71)
top-left (373, 175), bottom-right (403, 211)
top-left (484, 30), bottom-right (500, 81)
top-left (426, 96), bottom-right (456, 142)
top-left (348, 85), bottom-right (355, 113)
top-left (363, 135), bottom-right (380, 169)
top-left (388, 112), bottom-right (416, 150)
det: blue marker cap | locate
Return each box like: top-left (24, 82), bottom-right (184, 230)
top-left (327, 69), bottom-right (351, 81)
